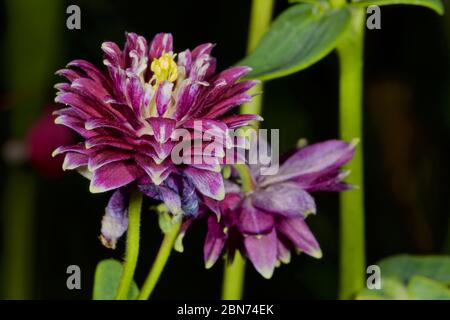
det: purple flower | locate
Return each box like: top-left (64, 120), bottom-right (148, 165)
top-left (53, 32), bottom-right (259, 203)
top-left (191, 140), bottom-right (356, 279)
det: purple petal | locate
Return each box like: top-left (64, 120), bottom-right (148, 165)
top-left (203, 93), bottom-right (252, 119)
top-left (238, 198), bottom-right (274, 235)
top-left (184, 167), bottom-right (225, 200)
top-left (300, 170), bottom-right (352, 192)
top-left (191, 43), bottom-right (214, 60)
top-left (155, 81), bottom-right (173, 116)
top-left (67, 59), bottom-right (111, 87)
top-left (90, 161), bottom-right (143, 193)
top-left (177, 49), bottom-right (192, 75)
top-left (149, 33), bottom-right (173, 59)
top-left (55, 92), bottom-right (102, 117)
top-left (100, 188), bottom-right (129, 249)
top-left (134, 155), bottom-right (174, 185)
top-left (125, 76), bottom-right (145, 112)
top-left (158, 185), bottom-right (182, 215)
top-left (244, 229), bottom-right (278, 279)
top-left (221, 114), bottom-right (263, 129)
top-left (102, 41), bottom-right (124, 68)
top-left (88, 149), bottom-right (132, 171)
top-left (62, 152), bottom-right (88, 170)
top-left (277, 239), bottom-right (291, 264)
top-left (147, 117), bottom-right (176, 144)
top-left (251, 182), bottom-right (316, 217)
top-left (261, 140), bottom-right (356, 187)
top-left (204, 215), bottom-right (227, 269)
top-left (55, 68), bottom-right (82, 82)
top-left (277, 217), bottom-right (322, 258)
top-left (85, 136), bottom-right (134, 151)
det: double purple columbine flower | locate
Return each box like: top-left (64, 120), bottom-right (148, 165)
top-left (53, 32), bottom-right (259, 247)
top-left (180, 140), bottom-right (356, 279)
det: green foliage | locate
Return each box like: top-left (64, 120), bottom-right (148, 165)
top-left (350, 0), bottom-right (444, 15)
top-left (93, 259), bottom-right (140, 300)
top-left (238, 4), bottom-right (351, 80)
top-left (357, 255), bottom-right (450, 300)
top-left (238, 0), bottom-right (444, 81)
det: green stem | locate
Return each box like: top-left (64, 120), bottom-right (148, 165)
top-left (115, 190), bottom-right (143, 300)
top-left (240, 0), bottom-right (275, 119)
top-left (2, 169), bottom-right (35, 299)
top-left (138, 221), bottom-right (181, 300)
top-left (222, 0), bottom-right (274, 300)
top-left (221, 251), bottom-right (246, 300)
top-left (221, 164), bottom-right (255, 300)
top-left (234, 164), bottom-right (256, 193)
top-left (336, 8), bottom-right (366, 300)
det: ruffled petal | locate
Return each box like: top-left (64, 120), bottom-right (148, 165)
top-left (100, 188), bottom-right (129, 249)
top-left (204, 215), bottom-right (227, 269)
top-left (184, 167), bottom-right (225, 200)
top-left (90, 161), bottom-right (143, 193)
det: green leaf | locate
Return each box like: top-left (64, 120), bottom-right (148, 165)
top-left (237, 4), bottom-right (351, 80)
top-left (93, 259), bottom-right (139, 300)
top-left (356, 255), bottom-right (450, 300)
top-left (377, 254), bottom-right (450, 285)
top-left (350, 0), bottom-right (444, 15)
top-left (407, 276), bottom-right (450, 300)
top-left (356, 277), bottom-right (410, 300)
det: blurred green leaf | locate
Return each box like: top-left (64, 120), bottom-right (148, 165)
top-left (378, 255), bottom-right (450, 284)
top-left (408, 276), bottom-right (450, 299)
top-left (357, 277), bottom-right (409, 300)
top-left (350, 0), bottom-right (444, 15)
top-left (238, 4), bottom-right (351, 80)
top-left (93, 259), bottom-right (139, 300)
top-left (357, 255), bottom-right (450, 300)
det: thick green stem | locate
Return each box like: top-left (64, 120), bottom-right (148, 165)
top-left (115, 190), bottom-right (143, 300)
top-left (221, 251), bottom-right (246, 300)
top-left (240, 0), bottom-right (275, 119)
top-left (138, 221), bottom-right (181, 300)
top-left (222, 0), bottom-right (274, 300)
top-left (337, 8), bottom-right (366, 300)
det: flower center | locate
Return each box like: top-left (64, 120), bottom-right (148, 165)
top-left (150, 52), bottom-right (178, 85)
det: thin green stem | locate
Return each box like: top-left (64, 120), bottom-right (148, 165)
top-left (240, 0), bottom-right (275, 120)
top-left (138, 221), bottom-right (181, 300)
top-left (221, 251), bottom-right (246, 300)
top-left (115, 190), bottom-right (143, 300)
top-left (337, 8), bottom-right (366, 300)
top-left (233, 164), bottom-right (256, 193)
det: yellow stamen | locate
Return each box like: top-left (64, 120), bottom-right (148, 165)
top-left (150, 52), bottom-right (178, 85)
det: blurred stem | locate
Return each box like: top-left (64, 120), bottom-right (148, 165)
top-left (115, 190), bottom-right (142, 300)
top-left (222, 0), bottom-right (274, 300)
top-left (2, 0), bottom-right (60, 300)
top-left (240, 0), bottom-right (275, 120)
top-left (337, 8), bottom-right (366, 300)
top-left (2, 169), bottom-right (35, 299)
top-left (138, 221), bottom-right (181, 300)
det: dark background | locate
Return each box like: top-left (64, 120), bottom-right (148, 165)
top-left (0, 0), bottom-right (449, 299)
